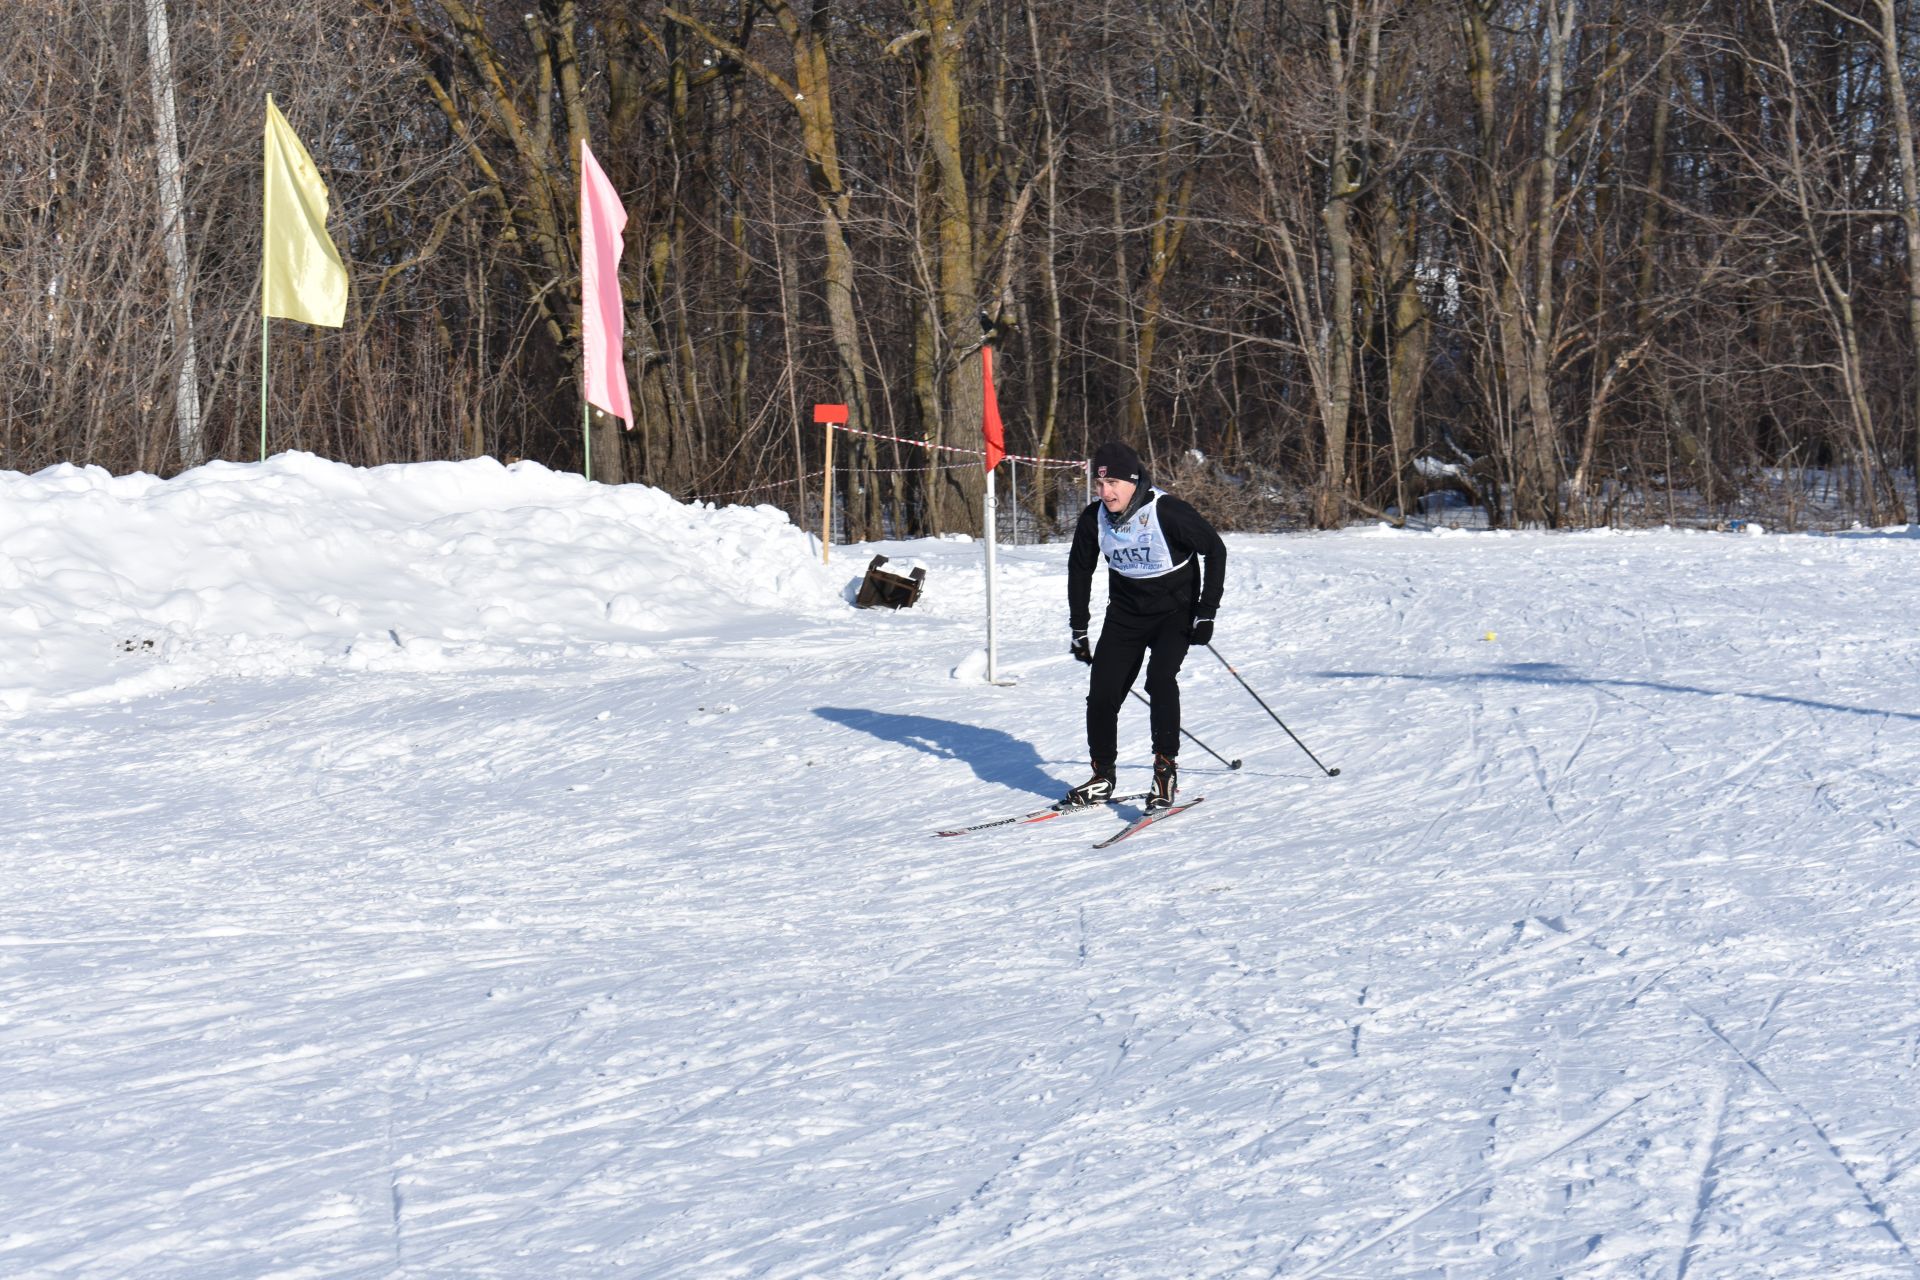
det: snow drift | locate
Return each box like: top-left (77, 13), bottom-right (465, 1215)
top-left (0, 453), bottom-right (842, 710)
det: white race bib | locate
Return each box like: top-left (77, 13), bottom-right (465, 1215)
top-left (1098, 490), bottom-right (1190, 579)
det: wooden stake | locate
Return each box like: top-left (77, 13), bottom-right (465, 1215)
top-left (821, 416), bottom-right (833, 563)
top-left (813, 404), bottom-right (848, 564)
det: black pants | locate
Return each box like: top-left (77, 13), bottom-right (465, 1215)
top-left (1087, 607), bottom-right (1191, 768)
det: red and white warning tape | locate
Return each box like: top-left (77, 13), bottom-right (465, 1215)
top-left (826, 422), bottom-right (1089, 470)
top-left (687, 469), bottom-right (830, 504)
top-left (685, 428), bottom-right (1089, 504)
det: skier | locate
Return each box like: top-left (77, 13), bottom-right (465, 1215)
top-left (1063, 441), bottom-right (1226, 811)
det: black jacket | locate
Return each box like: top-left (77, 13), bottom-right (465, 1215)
top-left (1068, 491), bottom-right (1226, 633)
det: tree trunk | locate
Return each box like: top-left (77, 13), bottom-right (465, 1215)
top-left (1311, 1), bottom-right (1361, 528)
top-left (1574, 14), bottom-right (1678, 507)
top-left (1764, 0), bottom-right (1898, 523)
top-left (1377, 197), bottom-right (1428, 521)
top-left (919, 0), bottom-right (984, 533)
top-left (1518, 0), bottom-right (1576, 527)
top-left (1024, 1), bottom-right (1064, 482)
top-left (667, 1), bottom-right (878, 533)
top-left (1868, 0), bottom-right (1920, 503)
top-left (141, 0), bottom-right (203, 468)
top-left (1126, 71), bottom-right (1198, 445)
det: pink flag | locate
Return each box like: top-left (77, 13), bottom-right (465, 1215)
top-left (579, 141), bottom-right (632, 424)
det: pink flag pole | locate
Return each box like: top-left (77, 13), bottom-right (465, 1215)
top-left (579, 141), bottom-right (631, 482)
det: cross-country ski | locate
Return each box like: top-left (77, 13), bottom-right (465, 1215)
top-left (1091, 795), bottom-right (1206, 849)
top-left (935, 793), bottom-right (1150, 837)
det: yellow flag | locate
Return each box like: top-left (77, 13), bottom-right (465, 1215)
top-left (262, 95), bottom-right (347, 327)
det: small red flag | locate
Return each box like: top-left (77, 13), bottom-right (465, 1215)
top-left (814, 403), bottom-right (849, 425)
top-left (981, 347), bottom-right (1006, 471)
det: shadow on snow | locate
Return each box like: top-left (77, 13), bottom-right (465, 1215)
top-left (1318, 663), bottom-right (1920, 723)
top-left (813, 707), bottom-right (1061, 799)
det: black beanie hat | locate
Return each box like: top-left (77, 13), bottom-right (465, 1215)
top-left (1091, 441), bottom-right (1147, 488)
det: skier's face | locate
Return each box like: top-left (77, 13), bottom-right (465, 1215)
top-left (1097, 476), bottom-right (1136, 514)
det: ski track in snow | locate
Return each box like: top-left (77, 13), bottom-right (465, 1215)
top-left (6, 493), bottom-right (1920, 1276)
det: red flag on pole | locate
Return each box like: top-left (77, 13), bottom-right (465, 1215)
top-left (981, 346), bottom-right (1006, 471)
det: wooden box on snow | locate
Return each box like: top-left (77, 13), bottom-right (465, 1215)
top-left (854, 555), bottom-right (926, 610)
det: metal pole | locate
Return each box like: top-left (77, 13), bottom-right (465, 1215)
top-left (583, 403), bottom-right (592, 483)
top-left (1206, 644), bottom-right (1341, 776)
top-left (259, 122), bottom-right (269, 464)
top-left (1127, 688), bottom-right (1242, 769)
top-left (259, 316), bottom-right (268, 462)
top-left (985, 465), bottom-right (999, 682)
top-left (1009, 457), bottom-right (1018, 545)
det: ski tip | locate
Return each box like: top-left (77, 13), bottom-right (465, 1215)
top-left (1091, 795), bottom-right (1205, 848)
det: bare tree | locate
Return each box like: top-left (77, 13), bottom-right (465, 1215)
top-left (142, 0), bottom-right (203, 467)
top-left (1755, 0), bottom-right (1903, 521)
top-left (2, 0), bottom-right (1917, 536)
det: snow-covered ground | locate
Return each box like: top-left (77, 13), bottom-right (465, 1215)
top-left (6, 455), bottom-right (1920, 1278)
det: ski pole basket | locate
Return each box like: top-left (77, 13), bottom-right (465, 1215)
top-left (854, 554), bottom-right (926, 610)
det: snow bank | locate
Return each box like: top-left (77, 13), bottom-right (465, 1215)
top-left (0, 453), bottom-right (842, 710)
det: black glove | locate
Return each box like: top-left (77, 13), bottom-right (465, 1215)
top-left (1188, 616), bottom-right (1214, 647)
top-left (1071, 629), bottom-right (1093, 664)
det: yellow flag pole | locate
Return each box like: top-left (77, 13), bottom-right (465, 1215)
top-left (259, 317), bottom-right (269, 462)
top-left (260, 179), bottom-right (269, 461)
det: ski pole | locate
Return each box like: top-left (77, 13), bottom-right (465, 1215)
top-left (1205, 644), bottom-right (1341, 777)
top-left (1128, 688), bottom-right (1243, 770)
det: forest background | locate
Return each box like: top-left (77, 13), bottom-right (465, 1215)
top-left (5, 0), bottom-right (1919, 537)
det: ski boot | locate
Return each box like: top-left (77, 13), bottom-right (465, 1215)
top-left (1148, 752), bottom-right (1178, 811)
top-left (1059, 762), bottom-right (1116, 810)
